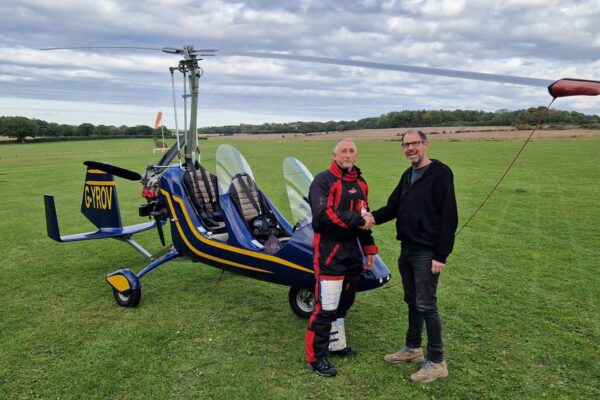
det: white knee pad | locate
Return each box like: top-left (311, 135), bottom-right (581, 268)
top-left (329, 317), bottom-right (347, 351)
top-left (320, 279), bottom-right (343, 311)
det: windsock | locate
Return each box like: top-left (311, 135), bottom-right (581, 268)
top-left (154, 111), bottom-right (163, 129)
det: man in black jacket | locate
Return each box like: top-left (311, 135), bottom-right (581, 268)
top-left (305, 138), bottom-right (377, 377)
top-left (370, 129), bottom-right (458, 383)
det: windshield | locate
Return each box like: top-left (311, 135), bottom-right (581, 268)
top-left (216, 144), bottom-right (255, 195)
top-left (283, 157), bottom-right (314, 226)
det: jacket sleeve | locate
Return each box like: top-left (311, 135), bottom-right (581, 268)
top-left (432, 168), bottom-right (458, 263)
top-left (371, 179), bottom-right (403, 225)
top-left (309, 176), bottom-right (364, 231)
top-left (358, 225), bottom-right (378, 255)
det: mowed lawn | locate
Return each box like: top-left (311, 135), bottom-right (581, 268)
top-left (0, 137), bottom-right (598, 399)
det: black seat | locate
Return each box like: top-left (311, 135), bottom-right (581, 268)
top-left (229, 173), bottom-right (284, 242)
top-left (183, 166), bottom-right (226, 233)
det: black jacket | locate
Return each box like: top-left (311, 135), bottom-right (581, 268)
top-left (310, 161), bottom-right (378, 256)
top-left (372, 160), bottom-right (458, 263)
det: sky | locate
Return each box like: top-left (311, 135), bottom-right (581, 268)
top-left (1, 0), bottom-right (599, 128)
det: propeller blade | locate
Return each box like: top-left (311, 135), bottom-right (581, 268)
top-left (156, 134), bottom-right (186, 168)
top-left (215, 50), bottom-right (554, 88)
top-left (156, 217), bottom-right (166, 247)
top-left (83, 161), bottom-right (141, 181)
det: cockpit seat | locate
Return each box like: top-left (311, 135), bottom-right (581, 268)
top-left (229, 173), bottom-right (285, 243)
top-left (184, 166), bottom-right (226, 233)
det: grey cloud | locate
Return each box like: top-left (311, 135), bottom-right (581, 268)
top-left (0, 0), bottom-right (598, 127)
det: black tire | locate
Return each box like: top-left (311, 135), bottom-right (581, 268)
top-left (112, 286), bottom-right (141, 307)
top-left (288, 287), bottom-right (315, 319)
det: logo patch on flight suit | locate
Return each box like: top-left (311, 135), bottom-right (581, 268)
top-left (357, 199), bottom-right (368, 215)
top-left (348, 188), bottom-right (357, 194)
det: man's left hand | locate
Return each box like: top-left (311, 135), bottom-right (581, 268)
top-left (363, 254), bottom-right (375, 270)
top-left (431, 259), bottom-right (446, 274)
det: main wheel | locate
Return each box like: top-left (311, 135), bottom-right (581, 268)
top-left (288, 287), bottom-right (315, 318)
top-left (112, 286), bottom-right (141, 307)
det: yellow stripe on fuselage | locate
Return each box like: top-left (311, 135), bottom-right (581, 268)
top-left (161, 190), bottom-right (272, 274)
top-left (85, 181), bottom-right (116, 186)
top-left (87, 169), bottom-right (106, 174)
top-left (165, 190), bottom-right (313, 274)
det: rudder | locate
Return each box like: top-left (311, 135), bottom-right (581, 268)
top-left (81, 166), bottom-right (122, 229)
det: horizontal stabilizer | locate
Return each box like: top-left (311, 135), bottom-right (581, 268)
top-left (44, 194), bottom-right (159, 242)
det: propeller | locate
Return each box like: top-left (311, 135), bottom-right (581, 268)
top-left (153, 211), bottom-right (166, 247)
top-left (83, 161), bottom-right (141, 181)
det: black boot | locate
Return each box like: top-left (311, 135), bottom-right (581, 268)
top-left (330, 347), bottom-right (357, 357)
top-left (307, 357), bottom-right (337, 377)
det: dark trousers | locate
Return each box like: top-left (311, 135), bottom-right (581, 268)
top-left (398, 245), bottom-right (444, 362)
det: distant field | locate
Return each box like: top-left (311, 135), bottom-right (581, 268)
top-left (0, 137), bottom-right (598, 399)
top-left (210, 126), bottom-right (600, 141)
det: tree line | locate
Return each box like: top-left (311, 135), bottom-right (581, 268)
top-left (2, 107), bottom-right (599, 143)
top-left (198, 107), bottom-right (600, 135)
top-left (0, 117), bottom-right (165, 143)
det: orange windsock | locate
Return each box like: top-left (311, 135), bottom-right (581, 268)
top-left (154, 111), bottom-right (163, 129)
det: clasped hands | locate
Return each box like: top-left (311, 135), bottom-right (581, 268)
top-left (359, 211), bottom-right (375, 230)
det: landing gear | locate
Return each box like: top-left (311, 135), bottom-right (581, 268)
top-left (106, 269), bottom-right (141, 307)
top-left (288, 287), bottom-right (315, 318)
top-left (112, 286), bottom-right (141, 307)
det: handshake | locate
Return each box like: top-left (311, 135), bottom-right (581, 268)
top-left (359, 211), bottom-right (376, 230)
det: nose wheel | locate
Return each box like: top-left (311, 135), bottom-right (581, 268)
top-left (106, 269), bottom-right (141, 307)
top-left (112, 286), bottom-right (141, 307)
top-left (288, 287), bottom-right (315, 318)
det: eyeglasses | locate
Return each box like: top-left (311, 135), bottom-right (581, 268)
top-left (402, 140), bottom-right (424, 149)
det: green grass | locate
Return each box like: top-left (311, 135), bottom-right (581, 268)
top-left (1, 138), bottom-right (599, 399)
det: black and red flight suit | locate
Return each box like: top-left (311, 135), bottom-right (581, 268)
top-left (305, 161), bottom-right (378, 363)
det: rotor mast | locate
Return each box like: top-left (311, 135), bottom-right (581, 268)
top-left (166, 45), bottom-right (206, 166)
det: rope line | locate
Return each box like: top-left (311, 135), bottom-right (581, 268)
top-left (455, 98), bottom-right (556, 237)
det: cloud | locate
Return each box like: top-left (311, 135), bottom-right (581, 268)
top-left (0, 0), bottom-right (598, 127)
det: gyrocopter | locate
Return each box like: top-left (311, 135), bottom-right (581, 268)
top-left (43, 45), bottom-right (599, 317)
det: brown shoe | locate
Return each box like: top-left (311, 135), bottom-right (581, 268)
top-left (384, 346), bottom-right (425, 364)
top-left (410, 360), bottom-right (449, 383)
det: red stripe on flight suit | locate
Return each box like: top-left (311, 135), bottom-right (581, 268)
top-left (306, 233), bottom-right (322, 362)
top-left (357, 179), bottom-right (368, 200)
top-left (305, 300), bottom-right (323, 363)
top-left (324, 244), bottom-right (340, 266)
top-left (325, 181), bottom-right (348, 228)
top-left (319, 275), bottom-right (345, 280)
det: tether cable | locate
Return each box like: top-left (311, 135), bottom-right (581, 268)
top-left (170, 68), bottom-right (182, 165)
top-left (455, 97), bottom-right (556, 237)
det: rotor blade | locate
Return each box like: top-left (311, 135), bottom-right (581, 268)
top-left (155, 134), bottom-right (186, 170)
top-left (41, 45), bottom-right (556, 88)
top-left (83, 161), bottom-right (141, 181)
top-left (41, 46), bottom-right (167, 52)
top-left (216, 51), bottom-right (554, 88)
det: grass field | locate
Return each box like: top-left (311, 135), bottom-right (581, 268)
top-left (1, 137), bottom-right (598, 399)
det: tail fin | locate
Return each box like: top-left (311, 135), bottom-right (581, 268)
top-left (81, 165), bottom-right (122, 229)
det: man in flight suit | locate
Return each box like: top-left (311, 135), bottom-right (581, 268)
top-left (305, 138), bottom-right (377, 377)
